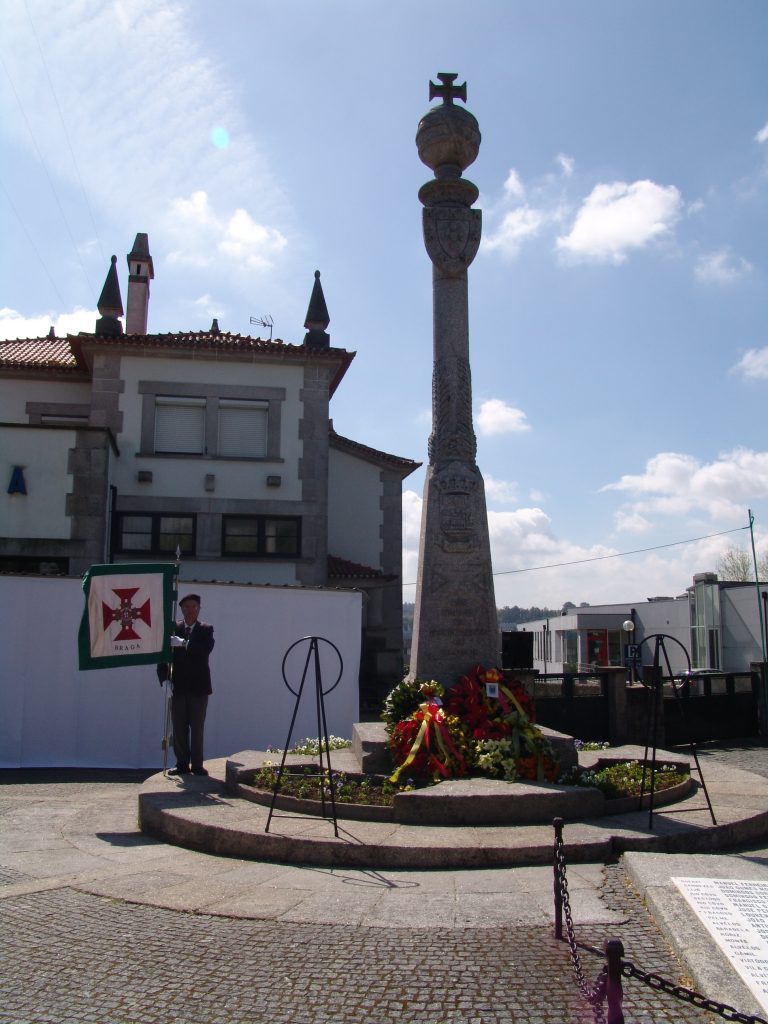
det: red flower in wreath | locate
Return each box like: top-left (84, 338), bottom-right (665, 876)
top-left (389, 702), bottom-right (467, 783)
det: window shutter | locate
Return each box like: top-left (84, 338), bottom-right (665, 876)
top-left (154, 397), bottom-right (205, 454)
top-left (218, 400), bottom-right (268, 457)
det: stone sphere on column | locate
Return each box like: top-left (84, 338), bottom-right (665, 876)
top-left (416, 104), bottom-right (481, 180)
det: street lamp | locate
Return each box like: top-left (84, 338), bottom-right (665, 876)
top-left (623, 617), bottom-right (636, 683)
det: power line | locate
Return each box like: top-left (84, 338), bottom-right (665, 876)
top-left (23, 0), bottom-right (105, 266)
top-left (0, 175), bottom-right (68, 310)
top-left (0, 47), bottom-right (98, 306)
top-left (401, 525), bottom-right (749, 587)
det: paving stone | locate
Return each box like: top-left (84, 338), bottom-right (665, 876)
top-left (0, 873), bottom-right (719, 1023)
top-left (4, 750), bottom-right (768, 1023)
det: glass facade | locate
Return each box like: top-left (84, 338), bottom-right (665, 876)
top-left (690, 581), bottom-right (721, 669)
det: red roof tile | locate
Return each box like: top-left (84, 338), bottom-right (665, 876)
top-left (78, 331), bottom-right (355, 395)
top-left (328, 554), bottom-right (396, 580)
top-left (0, 337), bottom-right (86, 373)
top-left (0, 330), bottom-right (355, 393)
top-left (329, 428), bottom-right (421, 475)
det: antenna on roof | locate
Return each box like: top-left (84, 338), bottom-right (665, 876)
top-left (249, 314), bottom-right (274, 340)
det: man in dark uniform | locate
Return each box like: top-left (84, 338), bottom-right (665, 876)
top-left (157, 593), bottom-right (215, 776)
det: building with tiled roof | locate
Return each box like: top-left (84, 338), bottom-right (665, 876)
top-left (0, 235), bottom-right (419, 693)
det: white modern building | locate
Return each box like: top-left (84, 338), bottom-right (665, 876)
top-left (520, 573), bottom-right (767, 677)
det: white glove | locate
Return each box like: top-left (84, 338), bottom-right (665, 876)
top-left (170, 635), bottom-right (186, 648)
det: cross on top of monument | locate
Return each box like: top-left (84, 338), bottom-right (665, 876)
top-left (429, 72), bottom-right (467, 107)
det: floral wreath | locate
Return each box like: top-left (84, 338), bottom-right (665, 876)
top-left (385, 666), bottom-right (558, 785)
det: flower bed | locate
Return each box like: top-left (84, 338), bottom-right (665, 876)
top-left (238, 764), bottom-right (398, 822)
top-left (562, 757), bottom-right (691, 812)
top-left (239, 755), bottom-right (690, 823)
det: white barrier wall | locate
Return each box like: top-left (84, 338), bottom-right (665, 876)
top-left (0, 575), bottom-right (362, 768)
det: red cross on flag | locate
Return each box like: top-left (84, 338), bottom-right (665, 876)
top-left (78, 563), bottom-right (177, 670)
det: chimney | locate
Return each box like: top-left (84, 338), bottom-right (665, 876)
top-left (126, 232), bottom-right (154, 334)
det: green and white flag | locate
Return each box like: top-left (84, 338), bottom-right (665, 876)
top-left (78, 563), bottom-right (177, 670)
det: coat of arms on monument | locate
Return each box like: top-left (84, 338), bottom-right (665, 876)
top-left (423, 208), bottom-right (481, 277)
top-left (435, 465), bottom-right (478, 552)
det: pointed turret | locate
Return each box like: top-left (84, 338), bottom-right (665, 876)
top-left (95, 256), bottom-right (123, 336)
top-left (303, 270), bottom-right (330, 349)
top-left (126, 232), bottom-right (154, 334)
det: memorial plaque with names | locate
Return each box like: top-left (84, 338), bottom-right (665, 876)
top-left (673, 876), bottom-right (768, 1013)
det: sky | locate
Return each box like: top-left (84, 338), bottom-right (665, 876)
top-left (1, 0), bottom-right (767, 610)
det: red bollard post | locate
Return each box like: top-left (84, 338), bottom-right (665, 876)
top-left (604, 939), bottom-right (625, 1024)
top-left (553, 817), bottom-right (564, 940)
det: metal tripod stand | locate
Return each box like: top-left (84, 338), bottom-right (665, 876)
top-left (265, 635), bottom-right (344, 837)
top-left (637, 633), bottom-right (716, 829)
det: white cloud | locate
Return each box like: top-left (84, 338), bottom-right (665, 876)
top-left (476, 398), bottom-right (531, 435)
top-left (556, 153), bottom-right (574, 177)
top-left (556, 180), bottom-right (682, 264)
top-left (219, 207), bottom-right (288, 270)
top-left (486, 507), bottom-right (631, 606)
top-left (732, 346), bottom-right (768, 380)
top-left (166, 191), bottom-right (287, 273)
top-left (484, 475), bottom-right (520, 504)
top-left (483, 206), bottom-right (549, 258)
top-left (613, 510), bottom-right (653, 534)
top-left (191, 294), bottom-right (227, 320)
top-left (402, 482), bottom-right (766, 609)
top-left (401, 489), bottom-right (423, 589)
top-left (0, 306), bottom-right (96, 340)
top-left (503, 169), bottom-right (525, 199)
top-left (1, 0), bottom-right (293, 288)
top-left (603, 449), bottom-right (768, 527)
top-left (756, 122), bottom-right (768, 144)
top-left (695, 248), bottom-right (753, 284)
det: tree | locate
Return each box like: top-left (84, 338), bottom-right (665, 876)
top-left (716, 546), bottom-right (768, 582)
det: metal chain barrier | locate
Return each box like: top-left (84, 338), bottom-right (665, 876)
top-left (553, 818), bottom-right (610, 1024)
top-left (552, 819), bottom-right (768, 1024)
top-left (621, 960), bottom-right (768, 1024)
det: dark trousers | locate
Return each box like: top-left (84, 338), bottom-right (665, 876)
top-left (171, 693), bottom-right (208, 771)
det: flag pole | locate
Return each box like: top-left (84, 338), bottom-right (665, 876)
top-left (162, 545), bottom-right (182, 774)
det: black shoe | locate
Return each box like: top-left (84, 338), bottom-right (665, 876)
top-left (192, 767), bottom-right (208, 776)
top-left (167, 766), bottom-right (189, 777)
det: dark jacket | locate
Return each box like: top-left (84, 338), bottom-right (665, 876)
top-left (157, 621), bottom-right (215, 695)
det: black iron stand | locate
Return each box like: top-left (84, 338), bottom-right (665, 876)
top-left (265, 636), bottom-right (343, 837)
top-left (638, 633), bottom-right (716, 829)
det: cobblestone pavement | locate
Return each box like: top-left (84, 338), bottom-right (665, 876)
top-left (5, 746), bottom-right (766, 1024)
top-left (684, 736), bottom-right (768, 778)
top-left (0, 867), bottom-right (718, 1024)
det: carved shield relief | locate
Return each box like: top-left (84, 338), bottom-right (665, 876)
top-left (423, 208), bottom-right (482, 276)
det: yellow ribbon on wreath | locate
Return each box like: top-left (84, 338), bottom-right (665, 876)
top-left (389, 701), bottom-right (455, 784)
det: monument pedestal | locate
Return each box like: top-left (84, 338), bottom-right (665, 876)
top-left (410, 462), bottom-right (500, 682)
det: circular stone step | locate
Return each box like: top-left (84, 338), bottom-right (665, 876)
top-left (391, 777), bottom-right (604, 824)
top-left (138, 754), bottom-right (768, 870)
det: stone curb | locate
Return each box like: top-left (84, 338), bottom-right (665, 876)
top-left (138, 755), bottom-right (768, 869)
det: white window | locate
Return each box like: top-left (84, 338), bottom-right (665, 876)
top-left (218, 400), bottom-right (268, 458)
top-left (154, 397), bottom-right (205, 454)
top-left (141, 382), bottom-right (284, 459)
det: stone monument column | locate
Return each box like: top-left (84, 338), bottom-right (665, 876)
top-left (409, 74), bottom-right (499, 684)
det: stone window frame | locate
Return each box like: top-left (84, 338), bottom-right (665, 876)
top-left (113, 511), bottom-right (197, 556)
top-left (138, 381), bottom-right (285, 460)
top-left (26, 401), bottom-right (91, 425)
top-left (221, 513), bottom-right (302, 559)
